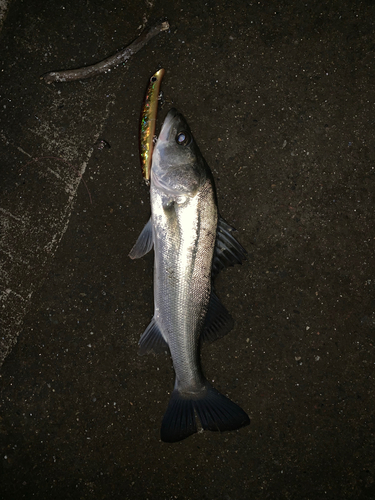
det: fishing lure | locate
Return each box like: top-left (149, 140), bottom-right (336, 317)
top-left (139, 68), bottom-right (165, 182)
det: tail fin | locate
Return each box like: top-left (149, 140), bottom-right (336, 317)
top-left (160, 383), bottom-right (250, 443)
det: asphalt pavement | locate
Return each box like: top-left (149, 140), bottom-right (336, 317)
top-left (1, 1), bottom-right (374, 499)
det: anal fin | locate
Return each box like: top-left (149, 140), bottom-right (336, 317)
top-left (138, 317), bottom-right (169, 355)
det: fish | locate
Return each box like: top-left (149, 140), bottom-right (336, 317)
top-left (139, 68), bottom-right (165, 182)
top-left (129, 108), bottom-right (250, 442)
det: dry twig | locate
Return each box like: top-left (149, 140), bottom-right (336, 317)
top-left (41, 20), bottom-right (169, 84)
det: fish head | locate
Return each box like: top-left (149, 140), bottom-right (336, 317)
top-left (151, 108), bottom-right (207, 198)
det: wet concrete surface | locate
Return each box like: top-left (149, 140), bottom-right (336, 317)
top-left (1, 0), bottom-right (375, 498)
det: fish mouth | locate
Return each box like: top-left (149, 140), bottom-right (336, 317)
top-left (158, 108), bottom-right (179, 142)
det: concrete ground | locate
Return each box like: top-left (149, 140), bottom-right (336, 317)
top-left (1, 0), bottom-right (374, 499)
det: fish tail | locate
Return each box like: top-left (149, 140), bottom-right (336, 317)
top-left (160, 383), bottom-right (250, 443)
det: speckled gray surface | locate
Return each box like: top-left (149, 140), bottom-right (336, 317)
top-left (1, 1), bottom-right (374, 498)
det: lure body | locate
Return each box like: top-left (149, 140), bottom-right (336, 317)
top-left (139, 68), bottom-right (165, 181)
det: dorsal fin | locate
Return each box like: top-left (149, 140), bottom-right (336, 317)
top-left (201, 291), bottom-right (234, 343)
top-left (212, 217), bottom-right (247, 277)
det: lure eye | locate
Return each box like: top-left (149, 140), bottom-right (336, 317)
top-left (176, 130), bottom-right (191, 146)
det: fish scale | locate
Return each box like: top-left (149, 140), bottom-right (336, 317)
top-left (153, 180), bottom-right (216, 390)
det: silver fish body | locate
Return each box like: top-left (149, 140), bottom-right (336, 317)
top-left (130, 109), bottom-right (250, 442)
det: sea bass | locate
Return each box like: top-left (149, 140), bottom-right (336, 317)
top-left (129, 108), bottom-right (250, 442)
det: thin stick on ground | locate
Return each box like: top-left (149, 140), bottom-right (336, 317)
top-left (41, 20), bottom-right (169, 84)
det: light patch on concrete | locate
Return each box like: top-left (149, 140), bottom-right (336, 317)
top-left (0, 152), bottom-right (92, 365)
top-left (0, 90), bottom-right (115, 367)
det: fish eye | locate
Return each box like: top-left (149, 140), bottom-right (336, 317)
top-left (176, 130), bottom-right (191, 146)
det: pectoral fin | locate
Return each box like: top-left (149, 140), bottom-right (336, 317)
top-left (129, 218), bottom-right (153, 259)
